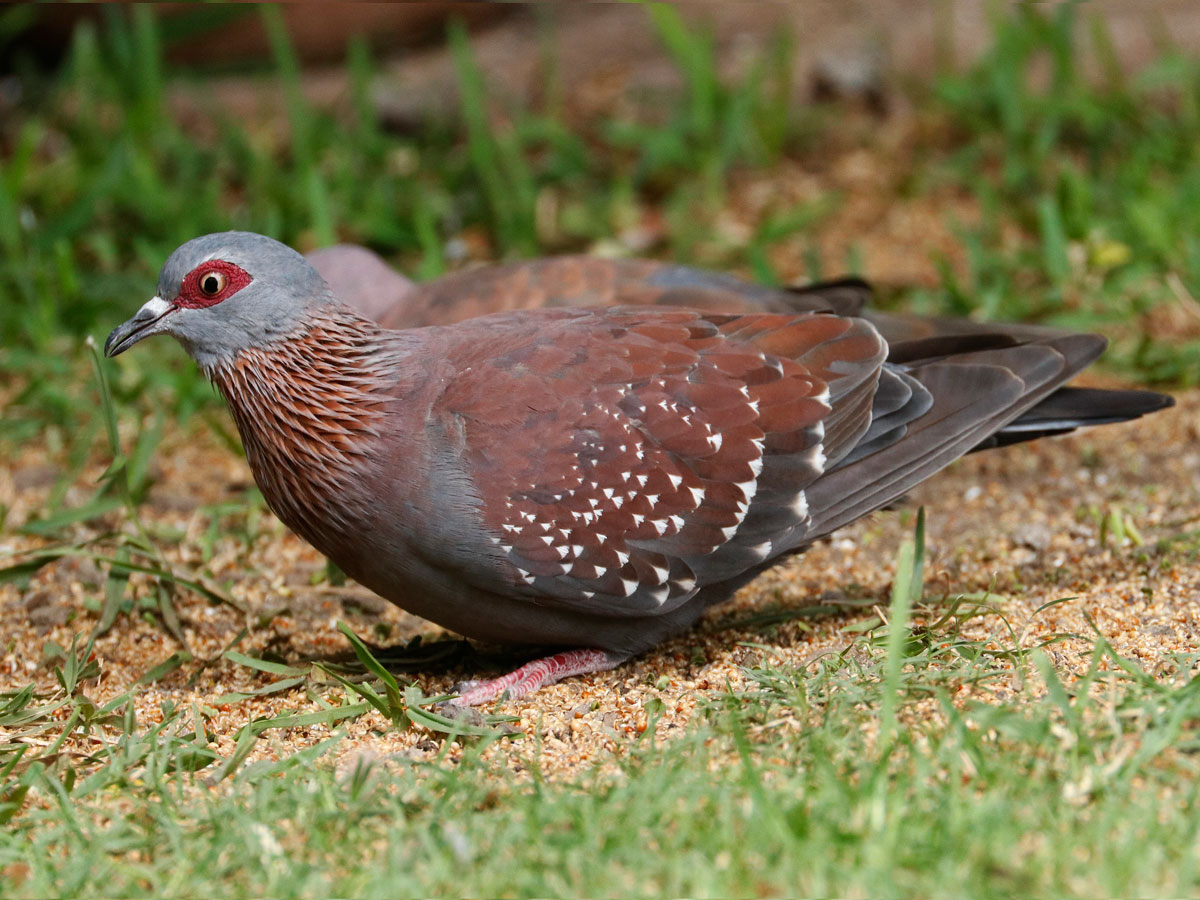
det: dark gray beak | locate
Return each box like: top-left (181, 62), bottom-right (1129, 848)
top-left (104, 296), bottom-right (174, 357)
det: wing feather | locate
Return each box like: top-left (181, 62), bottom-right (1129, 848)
top-left (429, 307), bottom-right (885, 617)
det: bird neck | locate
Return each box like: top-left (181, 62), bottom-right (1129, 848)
top-left (206, 309), bottom-right (397, 548)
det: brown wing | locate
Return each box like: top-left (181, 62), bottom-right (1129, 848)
top-left (388, 256), bottom-right (870, 329)
top-left (432, 306), bottom-right (886, 617)
top-left (314, 247), bottom-right (1169, 462)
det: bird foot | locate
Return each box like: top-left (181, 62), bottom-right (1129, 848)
top-left (446, 648), bottom-right (624, 707)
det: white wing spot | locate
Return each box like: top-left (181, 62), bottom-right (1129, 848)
top-left (791, 491), bottom-right (809, 518)
top-left (734, 479), bottom-right (759, 505)
top-left (747, 541), bottom-right (773, 561)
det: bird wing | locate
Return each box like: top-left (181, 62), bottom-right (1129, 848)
top-left (387, 255), bottom-right (870, 329)
top-left (424, 306), bottom-right (892, 618)
top-left (424, 260), bottom-right (1165, 451)
top-left (335, 247), bottom-right (1168, 470)
top-left (802, 341), bottom-right (1095, 543)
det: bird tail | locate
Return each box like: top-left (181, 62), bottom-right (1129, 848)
top-left (974, 386), bottom-right (1173, 450)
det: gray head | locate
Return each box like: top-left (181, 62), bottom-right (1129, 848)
top-left (104, 231), bottom-right (340, 371)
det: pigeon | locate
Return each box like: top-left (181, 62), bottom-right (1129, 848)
top-left (107, 232), bottom-right (1172, 705)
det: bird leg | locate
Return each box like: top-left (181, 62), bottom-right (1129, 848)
top-left (451, 648), bottom-right (625, 707)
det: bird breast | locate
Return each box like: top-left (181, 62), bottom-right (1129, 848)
top-left (207, 316), bottom-right (396, 552)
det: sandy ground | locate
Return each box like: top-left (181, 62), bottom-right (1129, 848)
top-left (1, 385), bottom-right (1196, 780)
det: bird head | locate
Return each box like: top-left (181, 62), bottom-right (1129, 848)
top-left (104, 231), bottom-right (338, 370)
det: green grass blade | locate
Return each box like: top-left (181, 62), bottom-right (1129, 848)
top-left (879, 508), bottom-right (924, 747)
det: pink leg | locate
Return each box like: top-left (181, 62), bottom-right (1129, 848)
top-left (453, 648), bottom-right (623, 706)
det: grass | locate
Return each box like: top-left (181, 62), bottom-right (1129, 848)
top-left (1, 3), bottom-right (1199, 897)
top-left (5, 527), bottom-right (1200, 896)
top-left (915, 5), bottom-right (1200, 382)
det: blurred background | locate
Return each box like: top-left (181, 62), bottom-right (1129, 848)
top-left (2, 1), bottom-right (1199, 449)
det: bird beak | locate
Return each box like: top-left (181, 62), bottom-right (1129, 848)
top-left (104, 296), bottom-right (174, 357)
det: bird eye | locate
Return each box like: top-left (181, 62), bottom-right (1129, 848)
top-left (199, 271), bottom-right (226, 296)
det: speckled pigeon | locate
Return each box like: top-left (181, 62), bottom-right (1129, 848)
top-left (107, 232), bottom-right (1171, 705)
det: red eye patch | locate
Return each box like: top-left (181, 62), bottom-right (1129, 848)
top-left (176, 260), bottom-right (253, 309)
